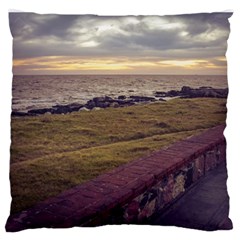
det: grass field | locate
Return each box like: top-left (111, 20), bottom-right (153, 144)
top-left (9, 98), bottom-right (227, 213)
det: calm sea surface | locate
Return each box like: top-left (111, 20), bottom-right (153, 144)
top-left (12, 75), bottom-right (227, 112)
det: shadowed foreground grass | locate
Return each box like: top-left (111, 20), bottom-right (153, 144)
top-left (10, 98), bottom-right (227, 213)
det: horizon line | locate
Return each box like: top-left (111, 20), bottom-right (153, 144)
top-left (13, 73), bottom-right (227, 76)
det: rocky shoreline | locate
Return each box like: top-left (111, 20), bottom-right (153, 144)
top-left (12, 86), bottom-right (228, 117)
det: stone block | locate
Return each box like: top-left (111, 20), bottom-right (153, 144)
top-left (205, 149), bottom-right (217, 172)
top-left (172, 173), bottom-right (186, 198)
top-left (217, 143), bottom-right (226, 164)
top-left (192, 155), bottom-right (205, 182)
top-left (161, 174), bottom-right (174, 205)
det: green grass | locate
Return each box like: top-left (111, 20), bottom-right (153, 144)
top-left (9, 98), bottom-right (227, 213)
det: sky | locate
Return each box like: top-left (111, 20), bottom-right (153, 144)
top-left (9, 12), bottom-right (232, 75)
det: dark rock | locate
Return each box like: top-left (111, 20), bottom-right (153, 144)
top-left (166, 90), bottom-right (180, 97)
top-left (28, 108), bottom-right (52, 115)
top-left (85, 100), bottom-right (96, 110)
top-left (86, 97), bottom-right (112, 109)
top-left (214, 88), bottom-right (228, 98)
top-left (53, 105), bottom-right (77, 114)
top-left (85, 96), bottom-right (137, 109)
top-left (155, 91), bottom-right (166, 95)
top-left (115, 99), bottom-right (133, 105)
top-left (181, 86), bottom-right (192, 94)
top-left (129, 96), bottom-right (156, 102)
top-left (65, 103), bottom-right (83, 112)
top-left (97, 102), bottom-right (111, 108)
top-left (11, 111), bottom-right (30, 117)
top-left (67, 103), bottom-right (83, 111)
top-left (27, 103), bottom-right (84, 115)
top-left (54, 102), bottom-right (83, 109)
top-left (86, 96), bottom-right (114, 108)
top-left (203, 89), bottom-right (218, 98)
top-left (155, 86), bottom-right (228, 98)
top-left (124, 100), bottom-right (136, 106)
top-left (51, 106), bottom-right (69, 114)
top-left (114, 99), bottom-right (126, 105)
top-left (180, 86), bottom-right (228, 98)
top-left (105, 96), bottom-right (114, 102)
top-left (118, 95), bottom-right (126, 100)
top-left (116, 99), bottom-right (135, 107)
top-left (52, 103), bottom-right (83, 114)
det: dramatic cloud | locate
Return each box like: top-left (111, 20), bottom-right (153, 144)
top-left (9, 12), bottom-right (232, 74)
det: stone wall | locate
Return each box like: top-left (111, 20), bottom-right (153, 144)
top-left (121, 142), bottom-right (225, 224)
top-left (6, 125), bottom-right (226, 231)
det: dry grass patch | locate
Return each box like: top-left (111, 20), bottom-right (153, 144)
top-left (9, 98), bottom-right (227, 213)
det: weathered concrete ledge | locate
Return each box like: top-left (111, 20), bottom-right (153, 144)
top-left (6, 124), bottom-right (227, 231)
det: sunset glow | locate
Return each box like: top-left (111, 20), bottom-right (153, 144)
top-left (9, 13), bottom-right (231, 75)
top-left (13, 56), bottom-right (227, 75)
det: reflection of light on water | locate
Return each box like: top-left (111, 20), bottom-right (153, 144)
top-left (12, 75), bottom-right (228, 112)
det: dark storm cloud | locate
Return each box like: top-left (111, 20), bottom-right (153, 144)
top-left (9, 12), bottom-right (232, 60)
top-left (9, 13), bottom-right (79, 39)
top-left (175, 13), bottom-right (232, 35)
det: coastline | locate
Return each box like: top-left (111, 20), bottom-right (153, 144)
top-left (12, 86), bottom-right (228, 117)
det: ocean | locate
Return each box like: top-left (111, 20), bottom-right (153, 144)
top-left (12, 75), bottom-right (227, 112)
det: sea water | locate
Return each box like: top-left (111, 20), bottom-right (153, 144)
top-left (12, 75), bottom-right (227, 112)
